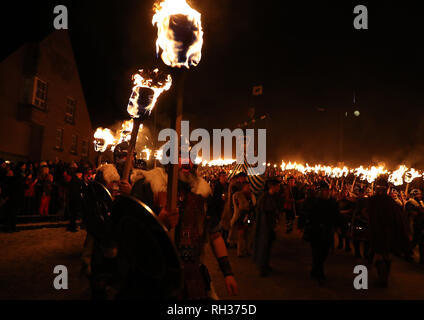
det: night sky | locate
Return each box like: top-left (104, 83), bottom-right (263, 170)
top-left (1, 1), bottom-right (423, 167)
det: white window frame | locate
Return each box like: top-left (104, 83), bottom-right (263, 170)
top-left (70, 134), bottom-right (78, 154)
top-left (81, 139), bottom-right (88, 157)
top-left (65, 97), bottom-right (76, 124)
top-left (32, 76), bottom-right (48, 110)
top-left (55, 128), bottom-right (63, 150)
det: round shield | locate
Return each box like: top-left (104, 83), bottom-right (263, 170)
top-left (82, 181), bottom-right (114, 245)
top-left (111, 195), bottom-right (182, 299)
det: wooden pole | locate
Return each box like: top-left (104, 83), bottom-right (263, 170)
top-left (166, 71), bottom-right (186, 214)
top-left (153, 105), bottom-right (158, 168)
top-left (122, 118), bottom-right (142, 182)
top-left (350, 176), bottom-right (357, 193)
top-left (97, 152), bottom-right (102, 167)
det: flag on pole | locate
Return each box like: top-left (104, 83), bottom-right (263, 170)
top-left (252, 85), bottom-right (263, 96)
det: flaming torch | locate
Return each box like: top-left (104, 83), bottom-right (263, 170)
top-left (94, 127), bottom-right (116, 165)
top-left (117, 119), bottom-right (141, 144)
top-left (153, 0), bottom-right (203, 213)
top-left (404, 167), bottom-right (422, 196)
top-left (121, 68), bottom-right (172, 181)
top-left (153, 0), bottom-right (203, 69)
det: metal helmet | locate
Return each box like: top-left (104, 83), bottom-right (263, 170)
top-left (113, 141), bottom-right (129, 163)
top-left (113, 141), bottom-right (137, 164)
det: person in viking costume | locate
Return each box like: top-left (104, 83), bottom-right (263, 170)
top-left (81, 142), bottom-right (179, 299)
top-left (366, 178), bottom-right (409, 287)
top-left (405, 189), bottom-right (424, 264)
top-left (129, 159), bottom-right (238, 299)
top-left (82, 144), bottom-right (238, 300)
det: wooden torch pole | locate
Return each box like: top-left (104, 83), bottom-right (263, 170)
top-left (166, 71), bottom-right (186, 238)
top-left (121, 118), bottom-right (142, 182)
top-left (97, 151), bottom-right (102, 167)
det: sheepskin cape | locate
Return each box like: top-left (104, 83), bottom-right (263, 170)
top-left (96, 164), bottom-right (211, 198)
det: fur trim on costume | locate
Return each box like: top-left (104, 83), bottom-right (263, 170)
top-left (132, 167), bottom-right (168, 195)
top-left (191, 175), bottom-right (212, 198)
top-left (179, 170), bottom-right (212, 198)
top-left (130, 169), bottom-right (145, 185)
top-left (131, 167), bottom-right (211, 198)
top-left (97, 164), bottom-right (120, 185)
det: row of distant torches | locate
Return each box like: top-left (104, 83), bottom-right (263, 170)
top-left (277, 161), bottom-right (423, 187)
top-left (198, 159), bottom-right (424, 187)
top-left (198, 160), bottom-right (423, 187)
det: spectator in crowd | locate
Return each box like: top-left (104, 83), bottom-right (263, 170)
top-left (231, 181), bottom-right (256, 257)
top-left (67, 167), bottom-right (85, 232)
top-left (303, 181), bottom-right (340, 285)
top-left (2, 168), bottom-right (19, 232)
top-left (24, 173), bottom-right (37, 214)
top-left (212, 171), bottom-right (228, 220)
top-left (253, 179), bottom-right (281, 276)
top-left (38, 165), bottom-right (53, 216)
top-left (221, 172), bottom-right (247, 248)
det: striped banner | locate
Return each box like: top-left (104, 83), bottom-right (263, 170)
top-left (228, 158), bottom-right (265, 194)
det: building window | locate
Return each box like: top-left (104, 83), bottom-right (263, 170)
top-left (81, 140), bottom-right (88, 157)
top-left (55, 128), bottom-right (63, 150)
top-left (32, 77), bottom-right (48, 110)
top-left (65, 97), bottom-right (76, 124)
top-left (71, 134), bottom-right (78, 154)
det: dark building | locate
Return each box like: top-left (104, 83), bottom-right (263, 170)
top-left (0, 30), bottom-right (94, 163)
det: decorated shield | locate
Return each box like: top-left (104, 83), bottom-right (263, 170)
top-left (111, 195), bottom-right (182, 299)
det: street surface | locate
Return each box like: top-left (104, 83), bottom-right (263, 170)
top-left (1, 224), bottom-right (424, 300)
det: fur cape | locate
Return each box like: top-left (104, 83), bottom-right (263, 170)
top-left (96, 164), bottom-right (120, 185)
top-left (96, 164), bottom-right (211, 199)
top-left (132, 167), bottom-right (212, 199)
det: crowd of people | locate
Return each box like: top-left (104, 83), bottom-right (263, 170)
top-left (1, 154), bottom-right (423, 291)
top-left (0, 158), bottom-right (95, 232)
top-left (203, 165), bottom-right (423, 287)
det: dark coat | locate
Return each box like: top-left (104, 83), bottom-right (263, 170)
top-left (212, 180), bottom-right (228, 220)
top-left (253, 192), bottom-right (280, 267)
top-left (69, 176), bottom-right (85, 212)
top-left (303, 196), bottom-right (340, 245)
top-left (367, 194), bottom-right (409, 255)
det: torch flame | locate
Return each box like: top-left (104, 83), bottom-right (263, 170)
top-left (405, 168), bottom-right (422, 184)
top-left (388, 165), bottom-right (408, 186)
top-left (152, 0), bottom-right (203, 68)
top-left (117, 119), bottom-right (143, 144)
top-left (154, 149), bottom-right (163, 161)
top-left (127, 69), bottom-right (172, 118)
top-left (142, 147), bottom-right (152, 160)
top-left (94, 127), bottom-right (116, 152)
